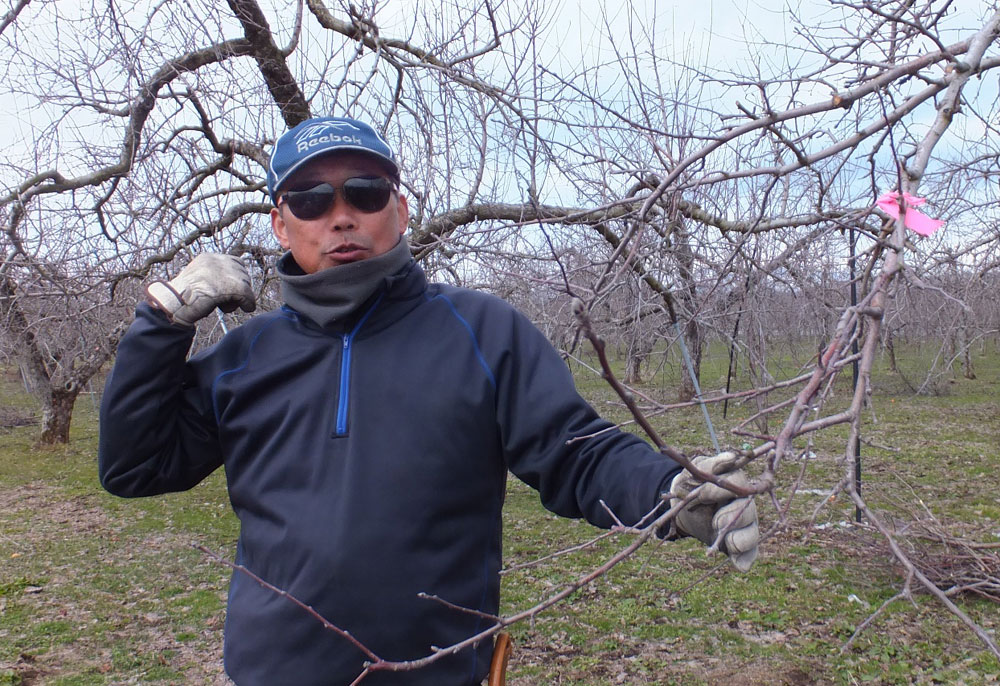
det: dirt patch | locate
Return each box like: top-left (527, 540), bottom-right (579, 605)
top-left (3, 652), bottom-right (42, 686)
top-left (508, 632), bottom-right (826, 685)
top-left (0, 405), bottom-right (36, 431)
top-left (0, 482), bottom-right (112, 536)
top-left (703, 661), bottom-right (828, 686)
top-left (0, 482), bottom-right (233, 685)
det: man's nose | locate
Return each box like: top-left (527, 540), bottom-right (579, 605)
top-left (326, 189), bottom-right (356, 230)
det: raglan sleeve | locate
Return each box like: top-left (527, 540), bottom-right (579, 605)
top-left (488, 301), bottom-right (683, 530)
top-left (98, 302), bottom-right (224, 497)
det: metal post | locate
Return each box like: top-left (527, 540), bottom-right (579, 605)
top-left (674, 320), bottom-right (720, 453)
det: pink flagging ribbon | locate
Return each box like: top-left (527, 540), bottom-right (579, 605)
top-left (875, 191), bottom-right (944, 237)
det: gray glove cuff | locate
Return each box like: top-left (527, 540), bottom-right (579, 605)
top-left (146, 281), bottom-right (187, 323)
top-left (656, 486), bottom-right (682, 540)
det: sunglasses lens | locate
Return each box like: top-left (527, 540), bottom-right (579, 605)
top-left (281, 178), bottom-right (394, 218)
top-left (343, 177), bottom-right (393, 213)
top-left (283, 184), bottom-right (335, 220)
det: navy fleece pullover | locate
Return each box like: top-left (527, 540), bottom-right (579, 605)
top-left (99, 261), bottom-right (681, 686)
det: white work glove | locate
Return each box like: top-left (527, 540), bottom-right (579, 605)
top-left (146, 253), bottom-right (256, 327)
top-left (669, 451), bottom-right (759, 572)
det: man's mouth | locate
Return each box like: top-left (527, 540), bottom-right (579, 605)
top-left (327, 244), bottom-right (368, 262)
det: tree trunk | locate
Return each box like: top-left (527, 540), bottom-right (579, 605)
top-left (958, 321), bottom-right (976, 380)
top-left (885, 329), bottom-right (898, 373)
top-left (624, 332), bottom-right (655, 386)
top-left (39, 386), bottom-right (80, 444)
top-left (750, 321), bottom-right (770, 435)
top-left (947, 332), bottom-right (958, 379)
top-left (624, 352), bottom-right (643, 385)
top-left (963, 346), bottom-right (976, 380)
top-left (2, 274), bottom-right (120, 445)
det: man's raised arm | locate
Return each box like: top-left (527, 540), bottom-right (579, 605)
top-left (98, 254), bottom-right (255, 497)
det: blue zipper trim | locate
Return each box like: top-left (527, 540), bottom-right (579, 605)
top-left (335, 336), bottom-right (351, 434)
top-left (334, 293), bottom-right (385, 436)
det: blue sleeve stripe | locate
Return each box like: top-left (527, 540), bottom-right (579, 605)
top-left (424, 291), bottom-right (501, 675)
top-left (424, 293), bottom-right (497, 391)
top-left (211, 313), bottom-right (296, 423)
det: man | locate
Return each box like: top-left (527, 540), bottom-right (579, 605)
top-left (99, 116), bottom-right (758, 686)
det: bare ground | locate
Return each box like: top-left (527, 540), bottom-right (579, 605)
top-left (0, 482), bottom-right (233, 685)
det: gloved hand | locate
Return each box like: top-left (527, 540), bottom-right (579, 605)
top-left (669, 451), bottom-right (759, 572)
top-left (146, 253), bottom-right (256, 327)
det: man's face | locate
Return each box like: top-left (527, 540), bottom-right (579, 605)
top-left (270, 153), bottom-right (408, 274)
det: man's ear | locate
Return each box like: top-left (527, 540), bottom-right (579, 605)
top-left (395, 193), bottom-right (409, 236)
top-left (271, 207), bottom-right (291, 249)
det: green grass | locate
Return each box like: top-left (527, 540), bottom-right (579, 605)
top-left (1, 344), bottom-right (998, 684)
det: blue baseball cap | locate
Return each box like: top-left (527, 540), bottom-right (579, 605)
top-left (266, 116), bottom-right (400, 204)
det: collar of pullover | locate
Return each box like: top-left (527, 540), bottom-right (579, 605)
top-left (277, 237), bottom-right (414, 329)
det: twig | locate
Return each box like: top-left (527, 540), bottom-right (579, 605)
top-left (843, 490), bottom-right (1000, 660)
top-left (501, 530), bottom-right (618, 574)
top-left (194, 544), bottom-right (379, 661)
top-left (840, 588), bottom-right (910, 654)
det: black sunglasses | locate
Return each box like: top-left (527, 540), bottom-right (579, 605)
top-left (278, 176), bottom-right (395, 219)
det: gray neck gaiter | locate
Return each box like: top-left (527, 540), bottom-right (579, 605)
top-left (277, 237), bottom-right (413, 328)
